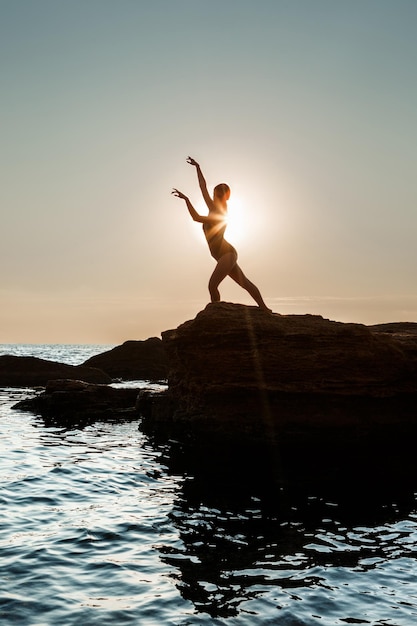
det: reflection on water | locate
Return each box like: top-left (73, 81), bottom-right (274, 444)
top-left (153, 437), bottom-right (417, 623)
top-left (2, 386), bottom-right (417, 625)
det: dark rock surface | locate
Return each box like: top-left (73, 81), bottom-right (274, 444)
top-left (82, 338), bottom-right (168, 381)
top-left (13, 379), bottom-right (139, 423)
top-left (138, 302), bottom-right (417, 445)
top-left (0, 355), bottom-right (111, 387)
top-left (369, 322), bottom-right (417, 365)
top-left (9, 308), bottom-right (417, 447)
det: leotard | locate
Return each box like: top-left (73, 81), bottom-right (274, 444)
top-left (203, 216), bottom-right (237, 261)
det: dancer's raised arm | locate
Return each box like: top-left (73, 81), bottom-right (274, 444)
top-left (187, 157), bottom-right (215, 211)
top-left (171, 188), bottom-right (211, 223)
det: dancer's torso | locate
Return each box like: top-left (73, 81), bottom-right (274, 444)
top-left (203, 216), bottom-right (236, 261)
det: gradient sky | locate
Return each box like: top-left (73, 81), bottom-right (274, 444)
top-left (1, 0), bottom-right (416, 343)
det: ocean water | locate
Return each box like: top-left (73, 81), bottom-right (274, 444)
top-left (1, 345), bottom-right (417, 625)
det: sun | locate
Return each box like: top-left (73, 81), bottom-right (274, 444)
top-left (191, 192), bottom-right (255, 249)
top-left (225, 195), bottom-right (246, 246)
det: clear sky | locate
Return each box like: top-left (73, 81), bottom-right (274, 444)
top-left (1, 0), bottom-right (416, 343)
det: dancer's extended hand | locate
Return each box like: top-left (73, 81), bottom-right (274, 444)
top-left (171, 188), bottom-right (188, 200)
top-left (186, 156), bottom-right (199, 167)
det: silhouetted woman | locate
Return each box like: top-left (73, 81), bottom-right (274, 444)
top-left (172, 157), bottom-right (270, 310)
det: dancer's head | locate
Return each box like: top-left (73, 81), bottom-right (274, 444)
top-left (213, 183), bottom-right (230, 201)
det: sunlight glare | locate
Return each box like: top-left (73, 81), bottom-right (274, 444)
top-left (191, 192), bottom-right (260, 250)
top-left (225, 195), bottom-right (247, 246)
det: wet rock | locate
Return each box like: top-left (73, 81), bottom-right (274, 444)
top-left (138, 302), bottom-right (417, 445)
top-left (0, 355), bottom-right (111, 387)
top-left (82, 338), bottom-right (168, 381)
top-left (13, 379), bottom-right (139, 423)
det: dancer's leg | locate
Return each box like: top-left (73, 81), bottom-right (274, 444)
top-left (229, 263), bottom-right (271, 310)
top-left (208, 253), bottom-right (237, 302)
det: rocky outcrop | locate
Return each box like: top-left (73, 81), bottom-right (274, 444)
top-left (13, 379), bottom-right (139, 422)
top-left (9, 308), bottom-right (417, 447)
top-left (369, 322), bottom-right (417, 366)
top-left (138, 303), bottom-right (417, 445)
top-left (82, 338), bottom-right (168, 381)
top-left (0, 355), bottom-right (111, 387)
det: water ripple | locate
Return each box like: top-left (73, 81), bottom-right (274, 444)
top-left (2, 385), bottom-right (417, 625)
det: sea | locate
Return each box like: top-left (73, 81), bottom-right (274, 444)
top-left (1, 344), bottom-right (417, 626)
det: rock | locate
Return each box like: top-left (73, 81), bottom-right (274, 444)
top-left (138, 302), bottom-right (417, 445)
top-left (368, 322), bottom-right (417, 335)
top-left (368, 322), bottom-right (417, 366)
top-left (13, 379), bottom-right (140, 423)
top-left (82, 338), bottom-right (168, 381)
top-left (0, 355), bottom-right (111, 387)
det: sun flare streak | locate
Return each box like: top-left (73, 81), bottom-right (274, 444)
top-left (192, 193), bottom-right (259, 249)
